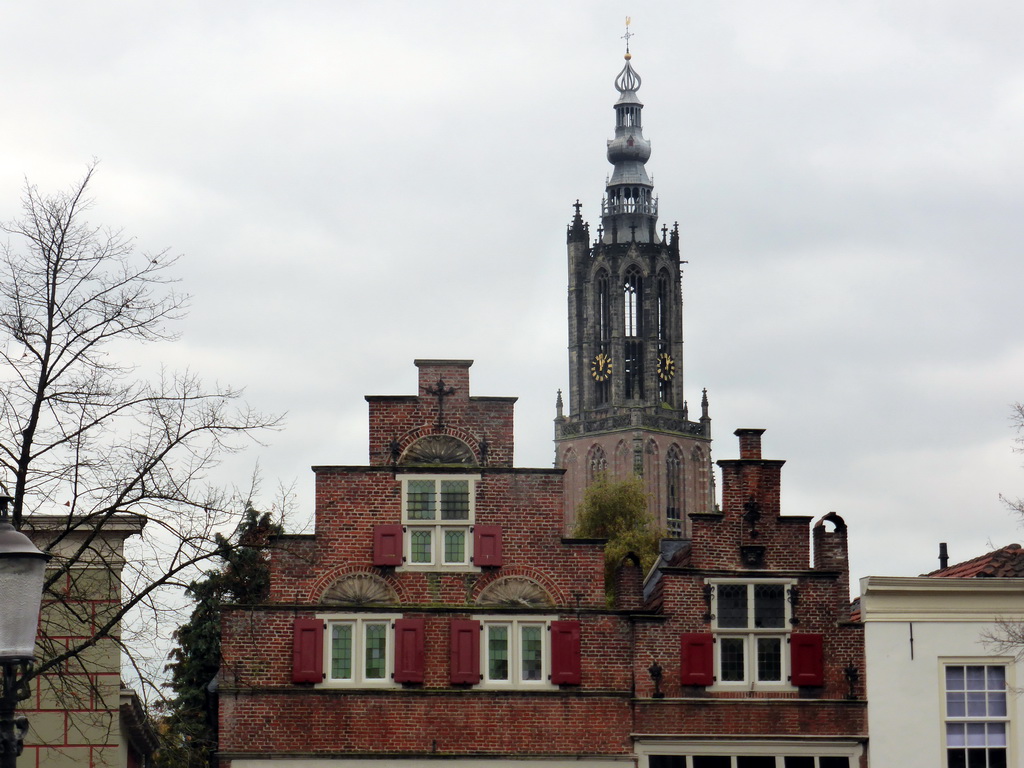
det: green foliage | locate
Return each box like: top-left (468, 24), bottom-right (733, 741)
top-left (574, 475), bottom-right (661, 604)
top-left (154, 507), bottom-right (281, 768)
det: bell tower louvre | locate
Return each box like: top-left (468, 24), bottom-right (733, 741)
top-left (555, 33), bottom-right (714, 537)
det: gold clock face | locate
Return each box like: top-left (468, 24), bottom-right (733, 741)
top-left (657, 352), bottom-right (676, 381)
top-left (590, 352), bottom-right (612, 382)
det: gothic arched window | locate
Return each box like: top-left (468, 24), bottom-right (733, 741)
top-left (657, 269), bottom-right (671, 403)
top-left (587, 445), bottom-right (607, 482)
top-left (691, 445), bottom-right (708, 513)
top-left (666, 445), bottom-right (684, 537)
top-left (594, 270), bottom-right (611, 407)
top-left (623, 266), bottom-right (644, 399)
top-left (596, 270), bottom-right (611, 344)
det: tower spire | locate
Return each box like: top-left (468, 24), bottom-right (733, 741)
top-left (602, 21), bottom-right (657, 244)
top-left (557, 23), bottom-right (713, 539)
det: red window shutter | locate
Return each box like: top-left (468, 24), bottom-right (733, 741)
top-left (373, 524), bottom-right (404, 566)
top-left (680, 633), bottom-right (714, 686)
top-left (473, 525), bottom-right (503, 567)
top-left (449, 619), bottom-right (480, 684)
top-left (393, 618), bottom-right (426, 683)
top-left (292, 617), bottom-right (324, 683)
top-left (550, 620), bottom-right (582, 685)
top-left (790, 633), bottom-right (824, 686)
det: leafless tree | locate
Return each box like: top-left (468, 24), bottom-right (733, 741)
top-left (0, 164), bottom-right (281, 700)
top-left (999, 402), bottom-right (1024, 519)
top-left (982, 403), bottom-right (1024, 659)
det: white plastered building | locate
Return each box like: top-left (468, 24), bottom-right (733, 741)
top-left (861, 545), bottom-right (1024, 768)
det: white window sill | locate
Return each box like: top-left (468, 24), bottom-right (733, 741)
top-left (397, 564), bottom-right (481, 574)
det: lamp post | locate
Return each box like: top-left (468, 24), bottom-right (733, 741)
top-left (0, 496), bottom-right (50, 768)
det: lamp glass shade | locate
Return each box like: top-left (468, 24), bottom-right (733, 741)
top-left (0, 537), bottom-right (49, 661)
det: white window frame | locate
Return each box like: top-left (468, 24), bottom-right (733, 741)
top-left (636, 738), bottom-right (863, 767)
top-left (941, 658), bottom-right (1012, 768)
top-left (399, 474), bottom-right (479, 572)
top-left (708, 579), bottom-right (794, 690)
top-left (318, 614), bottom-right (401, 688)
top-left (474, 615), bottom-right (556, 690)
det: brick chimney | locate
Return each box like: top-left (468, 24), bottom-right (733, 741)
top-left (718, 429), bottom-right (785, 520)
top-left (813, 512), bottom-right (850, 618)
top-left (415, 359), bottom-right (473, 401)
top-left (736, 428), bottom-right (765, 459)
top-left (613, 554), bottom-right (644, 610)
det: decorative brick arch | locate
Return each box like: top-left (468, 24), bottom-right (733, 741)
top-left (472, 566), bottom-right (568, 608)
top-left (476, 575), bottom-right (554, 608)
top-left (394, 424), bottom-right (482, 465)
top-left (321, 572), bottom-right (400, 607)
top-left (307, 564), bottom-right (408, 605)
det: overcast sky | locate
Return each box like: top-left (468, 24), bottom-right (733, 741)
top-left (2, 1), bottom-right (1023, 590)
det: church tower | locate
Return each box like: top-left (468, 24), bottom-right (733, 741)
top-left (555, 39), bottom-right (714, 537)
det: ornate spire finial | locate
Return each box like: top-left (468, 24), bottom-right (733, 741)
top-left (622, 16), bottom-right (633, 59)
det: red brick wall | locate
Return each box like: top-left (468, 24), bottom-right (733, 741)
top-left (218, 691), bottom-right (632, 757)
top-left (220, 373), bottom-right (866, 764)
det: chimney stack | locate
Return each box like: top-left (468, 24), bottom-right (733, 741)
top-left (939, 542), bottom-right (949, 570)
top-left (735, 428), bottom-right (766, 460)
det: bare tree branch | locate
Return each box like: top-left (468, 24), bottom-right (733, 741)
top-left (0, 165), bottom-right (283, 711)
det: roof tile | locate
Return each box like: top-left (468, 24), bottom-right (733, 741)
top-left (924, 543), bottom-right (1024, 578)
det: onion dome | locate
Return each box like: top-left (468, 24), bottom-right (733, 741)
top-left (602, 50), bottom-right (658, 243)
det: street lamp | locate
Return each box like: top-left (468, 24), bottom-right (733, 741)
top-left (0, 496), bottom-right (50, 768)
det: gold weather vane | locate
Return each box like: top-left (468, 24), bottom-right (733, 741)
top-left (622, 16), bottom-right (633, 58)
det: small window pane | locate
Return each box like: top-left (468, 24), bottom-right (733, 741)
top-left (364, 623), bottom-right (387, 679)
top-left (966, 691), bottom-right (988, 717)
top-left (410, 530), bottom-right (432, 563)
top-left (989, 723), bottom-right (1007, 746)
top-left (819, 759), bottom-right (850, 768)
top-left (947, 723), bottom-right (966, 747)
top-left (649, 758), bottom-right (686, 768)
top-left (989, 692), bottom-right (1007, 717)
top-left (947, 692), bottom-right (966, 717)
top-left (488, 625), bottom-right (509, 680)
top-left (987, 666), bottom-right (1005, 689)
top-left (757, 637), bottom-right (782, 682)
top-left (947, 750), bottom-right (966, 768)
top-left (720, 637), bottom-right (746, 681)
top-left (754, 584), bottom-right (786, 628)
top-left (718, 584), bottom-right (748, 628)
top-left (965, 666), bottom-right (986, 689)
top-left (407, 480), bottom-right (436, 519)
top-left (947, 666), bottom-right (966, 690)
top-left (966, 722), bottom-right (986, 746)
top-left (444, 529), bottom-right (465, 563)
top-left (331, 624), bottom-right (353, 680)
top-left (784, 758), bottom-right (814, 768)
top-left (521, 625), bottom-right (543, 681)
top-left (737, 758), bottom-right (775, 768)
top-left (693, 758), bottom-right (731, 768)
top-left (440, 480), bottom-right (470, 520)
top-left (990, 748), bottom-right (1007, 768)
top-left (966, 748), bottom-right (986, 768)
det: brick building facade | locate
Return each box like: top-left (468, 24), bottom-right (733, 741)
top-left (217, 360), bottom-right (866, 768)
